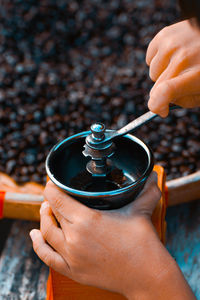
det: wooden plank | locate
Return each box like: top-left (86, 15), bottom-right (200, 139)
top-left (167, 171), bottom-right (200, 206)
top-left (0, 220), bottom-right (49, 300)
top-left (3, 200), bottom-right (41, 222)
top-left (166, 199), bottom-right (200, 299)
top-left (0, 219), bottom-right (13, 254)
top-left (1, 170), bottom-right (200, 221)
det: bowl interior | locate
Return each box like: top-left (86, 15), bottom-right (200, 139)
top-left (47, 132), bottom-right (152, 193)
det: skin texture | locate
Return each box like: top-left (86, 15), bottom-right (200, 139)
top-left (146, 20), bottom-right (200, 117)
top-left (30, 173), bottom-right (196, 299)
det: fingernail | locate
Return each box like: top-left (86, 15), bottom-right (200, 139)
top-left (159, 108), bottom-right (168, 118)
top-left (148, 97), bottom-right (157, 110)
top-left (40, 201), bottom-right (49, 213)
top-left (149, 99), bottom-right (168, 117)
top-left (29, 230), bottom-right (36, 240)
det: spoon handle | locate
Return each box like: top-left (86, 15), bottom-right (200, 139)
top-left (116, 105), bottom-right (180, 138)
top-left (117, 110), bottom-right (156, 137)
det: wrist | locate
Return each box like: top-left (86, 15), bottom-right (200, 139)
top-left (125, 242), bottom-right (195, 300)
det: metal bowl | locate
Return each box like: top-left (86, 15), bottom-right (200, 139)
top-left (46, 131), bottom-right (154, 210)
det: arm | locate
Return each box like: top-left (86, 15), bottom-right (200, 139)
top-left (30, 173), bottom-right (196, 299)
top-left (146, 20), bottom-right (200, 117)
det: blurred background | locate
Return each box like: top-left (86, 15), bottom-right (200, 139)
top-left (0, 0), bottom-right (200, 186)
top-left (1, 1), bottom-right (200, 299)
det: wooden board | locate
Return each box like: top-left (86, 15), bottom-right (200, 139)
top-left (1, 170), bottom-right (200, 222)
top-left (167, 171), bottom-right (200, 206)
top-left (0, 220), bottom-right (49, 300)
top-left (166, 200), bottom-right (200, 299)
top-left (0, 219), bottom-right (13, 254)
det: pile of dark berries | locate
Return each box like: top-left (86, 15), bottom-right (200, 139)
top-left (0, 0), bottom-right (200, 185)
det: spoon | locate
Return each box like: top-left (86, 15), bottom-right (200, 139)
top-left (83, 105), bottom-right (180, 176)
top-left (86, 105), bottom-right (180, 148)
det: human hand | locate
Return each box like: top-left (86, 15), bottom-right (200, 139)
top-left (30, 173), bottom-right (195, 299)
top-left (146, 20), bottom-right (200, 117)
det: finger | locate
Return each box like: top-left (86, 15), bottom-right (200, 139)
top-left (149, 48), bottom-right (193, 90)
top-left (148, 42), bottom-right (182, 82)
top-left (174, 94), bottom-right (200, 108)
top-left (140, 171), bottom-right (158, 192)
top-left (48, 203), bottom-right (72, 233)
top-left (30, 229), bottom-right (71, 277)
top-left (43, 197), bottom-right (72, 232)
top-left (147, 59), bottom-right (178, 116)
top-left (146, 25), bottom-right (173, 66)
top-left (44, 181), bottom-right (91, 223)
top-left (131, 172), bottom-right (161, 217)
top-left (146, 38), bottom-right (158, 66)
top-left (149, 50), bottom-right (172, 82)
top-left (40, 201), bottom-right (69, 255)
top-left (147, 58), bottom-right (181, 116)
top-left (148, 67), bottom-right (200, 117)
top-left (149, 60), bottom-right (176, 91)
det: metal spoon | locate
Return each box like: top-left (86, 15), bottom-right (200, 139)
top-left (83, 105), bottom-right (180, 176)
top-left (86, 105), bottom-right (180, 148)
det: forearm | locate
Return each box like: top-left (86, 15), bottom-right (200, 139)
top-left (126, 243), bottom-right (196, 300)
top-left (134, 263), bottom-right (196, 300)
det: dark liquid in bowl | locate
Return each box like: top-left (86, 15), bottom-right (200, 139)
top-left (85, 180), bottom-right (119, 192)
top-left (70, 168), bottom-right (128, 192)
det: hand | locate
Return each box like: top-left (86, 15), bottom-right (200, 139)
top-left (30, 173), bottom-right (195, 299)
top-left (146, 20), bottom-right (200, 117)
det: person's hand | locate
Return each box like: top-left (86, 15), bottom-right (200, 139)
top-left (146, 20), bottom-right (200, 117)
top-left (30, 173), bottom-right (195, 299)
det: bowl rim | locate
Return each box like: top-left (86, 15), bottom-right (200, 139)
top-left (46, 130), bottom-right (154, 197)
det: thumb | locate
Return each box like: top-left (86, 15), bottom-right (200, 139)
top-left (131, 172), bottom-right (161, 217)
top-left (148, 68), bottom-right (200, 117)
